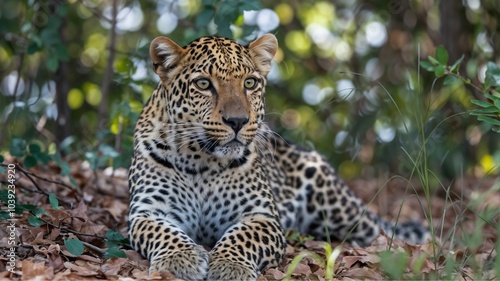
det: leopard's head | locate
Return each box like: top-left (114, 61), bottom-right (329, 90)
top-left (149, 34), bottom-right (277, 159)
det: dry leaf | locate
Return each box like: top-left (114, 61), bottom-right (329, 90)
top-left (101, 198), bottom-right (128, 221)
top-left (287, 262), bottom-right (312, 276)
top-left (22, 260), bottom-right (54, 281)
top-left (263, 268), bottom-right (286, 280)
top-left (102, 258), bottom-right (128, 275)
top-left (343, 267), bottom-right (384, 280)
top-left (343, 256), bottom-right (363, 268)
top-left (63, 261), bottom-right (98, 277)
top-left (285, 244), bottom-right (295, 255)
top-left (31, 231), bottom-right (54, 245)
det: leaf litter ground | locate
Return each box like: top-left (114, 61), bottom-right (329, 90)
top-left (0, 160), bottom-right (498, 280)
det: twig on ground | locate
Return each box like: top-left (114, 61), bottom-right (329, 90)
top-left (39, 216), bottom-right (106, 240)
top-left (1, 163), bottom-right (76, 205)
top-left (81, 241), bottom-right (107, 254)
top-left (22, 167), bottom-right (75, 190)
top-left (1, 163), bottom-right (75, 190)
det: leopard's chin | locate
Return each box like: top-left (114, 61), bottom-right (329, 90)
top-left (212, 140), bottom-right (247, 159)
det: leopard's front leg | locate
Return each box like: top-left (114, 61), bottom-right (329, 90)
top-left (207, 214), bottom-right (286, 281)
top-left (129, 217), bottom-right (209, 280)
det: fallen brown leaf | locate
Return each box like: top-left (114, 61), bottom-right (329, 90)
top-left (286, 262), bottom-right (313, 276)
top-left (63, 261), bottom-right (99, 277)
top-left (101, 198), bottom-right (128, 221)
top-left (101, 257), bottom-right (128, 276)
top-left (342, 267), bottom-right (385, 280)
top-left (343, 255), bottom-right (363, 268)
top-left (263, 268), bottom-right (286, 280)
top-left (21, 260), bottom-right (54, 281)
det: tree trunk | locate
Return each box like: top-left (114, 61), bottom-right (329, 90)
top-left (55, 17), bottom-right (70, 145)
top-left (98, 0), bottom-right (118, 130)
top-left (439, 0), bottom-right (470, 63)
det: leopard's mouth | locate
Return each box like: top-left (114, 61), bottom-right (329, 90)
top-left (222, 139), bottom-right (244, 149)
top-left (214, 139), bottom-right (247, 158)
top-left (200, 138), bottom-right (248, 159)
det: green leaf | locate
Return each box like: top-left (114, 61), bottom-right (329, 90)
top-left (27, 42), bottom-right (41, 54)
top-left (478, 115), bottom-right (500, 126)
top-left (59, 136), bottom-right (76, 153)
top-left (17, 204), bottom-right (37, 212)
top-left (219, 1), bottom-right (238, 16)
top-left (380, 250), bottom-right (409, 279)
top-left (52, 153), bottom-right (72, 176)
top-left (24, 155), bottom-right (37, 168)
top-left (106, 229), bottom-right (125, 241)
top-left (240, 1), bottom-right (261, 12)
top-left (85, 151), bottom-right (99, 170)
top-left (470, 107), bottom-right (498, 115)
top-left (443, 75), bottom-right (458, 86)
top-left (28, 216), bottom-right (43, 227)
top-left (61, 162), bottom-right (71, 176)
top-left (450, 55), bottom-right (464, 73)
top-left (106, 229), bottom-right (129, 248)
top-left (65, 238), bottom-right (85, 256)
top-left (471, 99), bottom-right (494, 108)
top-left (419, 61), bottom-right (434, 72)
top-left (10, 138), bottom-right (27, 157)
top-left (484, 93), bottom-right (500, 103)
top-left (34, 152), bottom-right (51, 165)
top-left (21, 22), bottom-right (32, 33)
top-left (49, 193), bottom-right (61, 210)
top-left (99, 145), bottom-right (119, 158)
top-left (32, 207), bottom-right (48, 217)
top-left (57, 3), bottom-right (69, 16)
top-left (196, 7), bottom-right (215, 28)
top-left (435, 45), bottom-right (448, 65)
top-left (104, 246), bottom-right (127, 259)
top-left (40, 27), bottom-right (60, 47)
top-left (54, 44), bottom-right (69, 61)
top-left (28, 144), bottom-right (42, 154)
top-left (0, 190), bottom-right (8, 204)
top-left (434, 65), bottom-right (445, 77)
top-left (46, 56), bottom-right (59, 72)
top-left (214, 16), bottom-right (233, 38)
top-left (495, 99), bottom-right (500, 110)
top-left (428, 56), bottom-right (439, 65)
top-left (0, 212), bottom-right (10, 220)
top-left (485, 62), bottom-right (500, 88)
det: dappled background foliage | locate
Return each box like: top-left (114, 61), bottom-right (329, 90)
top-left (1, 0), bottom-right (499, 181)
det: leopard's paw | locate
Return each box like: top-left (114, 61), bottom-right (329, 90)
top-left (207, 259), bottom-right (257, 281)
top-left (149, 245), bottom-right (209, 281)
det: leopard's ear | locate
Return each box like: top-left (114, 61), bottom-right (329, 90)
top-left (150, 36), bottom-right (185, 79)
top-left (248, 34), bottom-right (278, 76)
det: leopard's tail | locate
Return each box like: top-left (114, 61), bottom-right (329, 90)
top-left (379, 218), bottom-right (431, 244)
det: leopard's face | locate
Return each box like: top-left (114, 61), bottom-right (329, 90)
top-left (149, 35), bottom-right (277, 159)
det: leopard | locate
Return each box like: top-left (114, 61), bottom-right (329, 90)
top-left (128, 33), bottom-right (429, 281)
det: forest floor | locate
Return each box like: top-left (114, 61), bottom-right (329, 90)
top-left (0, 160), bottom-right (498, 280)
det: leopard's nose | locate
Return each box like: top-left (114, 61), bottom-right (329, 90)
top-left (222, 116), bottom-right (249, 133)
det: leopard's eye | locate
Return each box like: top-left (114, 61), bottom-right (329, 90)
top-left (195, 79), bottom-right (211, 90)
top-left (244, 78), bottom-right (257, 90)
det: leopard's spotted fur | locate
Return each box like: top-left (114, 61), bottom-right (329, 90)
top-left (128, 34), bottom-right (429, 280)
